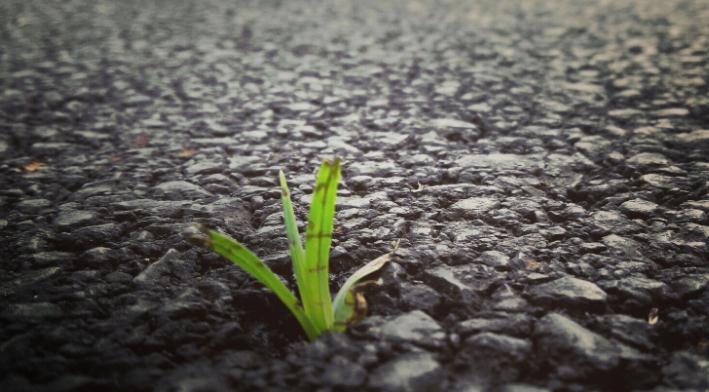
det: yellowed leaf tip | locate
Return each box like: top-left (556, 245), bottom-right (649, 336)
top-left (279, 170), bottom-right (290, 196)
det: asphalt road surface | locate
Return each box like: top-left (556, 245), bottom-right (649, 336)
top-left (1, 0), bottom-right (708, 390)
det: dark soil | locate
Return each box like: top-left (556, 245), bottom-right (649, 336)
top-left (1, 0), bottom-right (707, 391)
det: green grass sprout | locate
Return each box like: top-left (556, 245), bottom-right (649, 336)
top-left (187, 158), bottom-right (396, 340)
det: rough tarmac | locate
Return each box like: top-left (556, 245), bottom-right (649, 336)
top-left (1, 0), bottom-right (708, 390)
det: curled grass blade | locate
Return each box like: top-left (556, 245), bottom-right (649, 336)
top-left (189, 225), bottom-right (319, 340)
top-left (304, 158), bottom-right (341, 330)
top-left (333, 249), bottom-right (393, 330)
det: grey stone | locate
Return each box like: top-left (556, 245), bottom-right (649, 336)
top-left (528, 276), bottom-right (607, 308)
top-left (457, 154), bottom-right (543, 170)
top-left (347, 175), bottom-right (374, 190)
top-left (686, 223), bottom-right (709, 239)
top-left (348, 160), bottom-right (399, 176)
top-left (16, 198), bottom-right (52, 211)
top-left (194, 137), bottom-right (237, 146)
top-left (369, 352), bottom-right (444, 392)
top-left (75, 184), bottom-right (114, 197)
top-left (75, 130), bottom-right (111, 141)
top-left (184, 161), bottom-right (223, 175)
top-left (81, 247), bottom-right (118, 265)
top-left (590, 210), bottom-right (636, 234)
top-left (601, 234), bottom-right (643, 258)
top-left (284, 101), bottom-right (317, 112)
top-left (596, 314), bottom-right (654, 351)
top-left (430, 118), bottom-right (480, 143)
top-left (640, 174), bottom-right (676, 189)
top-left (560, 204), bottom-right (587, 219)
top-left (540, 226), bottom-right (567, 240)
top-left (478, 250), bottom-right (510, 269)
top-left (626, 152), bottom-right (670, 167)
top-left (671, 274), bottom-right (708, 299)
top-left (654, 108), bottom-right (689, 116)
top-left (491, 292), bottom-right (530, 312)
top-left (602, 276), bottom-right (670, 306)
top-left (467, 102), bottom-right (492, 112)
top-left (378, 310), bottom-right (445, 343)
top-left (619, 199), bottom-right (659, 217)
top-left (337, 192), bottom-right (388, 209)
top-left (164, 376), bottom-right (230, 392)
top-left (460, 332), bottom-right (531, 380)
top-left (430, 118), bottom-right (479, 136)
top-left (450, 197), bottom-right (500, 215)
top-left (32, 251), bottom-right (73, 267)
top-left (425, 263), bottom-right (495, 302)
top-left (31, 142), bottom-right (78, 154)
top-left (580, 242), bottom-right (607, 253)
top-left (535, 313), bottom-right (645, 379)
top-left (54, 209), bottom-right (97, 230)
top-left (609, 108), bottom-right (642, 119)
top-left (674, 129), bottom-right (709, 147)
top-left (134, 249), bottom-right (194, 285)
top-left (546, 153), bottom-right (597, 172)
top-left (71, 223), bottom-right (121, 245)
top-left (574, 136), bottom-right (611, 159)
top-left (683, 200), bottom-right (709, 211)
top-left (662, 352), bottom-right (709, 389)
top-left (457, 313), bottom-right (532, 337)
top-left (399, 283), bottom-right (441, 313)
top-left (434, 80), bottom-right (460, 95)
top-left (1, 302), bottom-right (63, 320)
top-left (2, 267), bottom-right (60, 294)
top-left (155, 181), bottom-right (211, 198)
top-left (499, 384), bottom-right (549, 392)
top-left (201, 173), bottom-right (235, 185)
top-left (105, 271), bottom-right (133, 284)
top-left (321, 357), bottom-right (367, 387)
top-left (161, 288), bottom-right (205, 318)
top-left (449, 379), bottom-right (486, 392)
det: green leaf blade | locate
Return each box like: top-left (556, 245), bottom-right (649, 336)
top-left (304, 158), bottom-right (342, 330)
top-left (279, 170), bottom-right (316, 331)
top-left (196, 226), bottom-right (319, 340)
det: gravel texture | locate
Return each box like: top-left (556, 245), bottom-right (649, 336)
top-left (1, 0), bottom-right (708, 391)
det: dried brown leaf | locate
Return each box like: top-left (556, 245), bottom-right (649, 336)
top-left (411, 182), bottom-right (426, 193)
top-left (526, 259), bottom-right (542, 270)
top-left (177, 148), bottom-right (197, 158)
top-left (23, 161), bottom-right (46, 172)
top-left (133, 134), bottom-right (150, 148)
top-left (648, 308), bottom-right (659, 325)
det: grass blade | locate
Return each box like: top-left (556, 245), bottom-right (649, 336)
top-left (333, 250), bottom-right (393, 330)
top-left (189, 225), bottom-right (319, 340)
top-left (279, 170), bottom-right (316, 332)
top-left (304, 158), bottom-right (341, 330)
